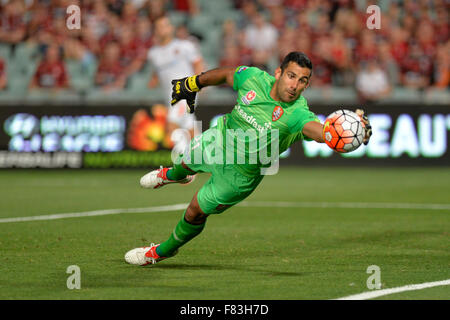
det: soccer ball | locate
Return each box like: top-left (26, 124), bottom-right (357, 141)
top-left (323, 109), bottom-right (365, 153)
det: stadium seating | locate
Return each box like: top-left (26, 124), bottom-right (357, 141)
top-left (0, 0), bottom-right (447, 106)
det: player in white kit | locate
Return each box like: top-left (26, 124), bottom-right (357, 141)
top-left (147, 15), bottom-right (205, 144)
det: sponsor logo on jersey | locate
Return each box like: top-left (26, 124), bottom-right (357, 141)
top-left (234, 104), bottom-right (271, 133)
top-left (241, 90), bottom-right (256, 105)
top-left (237, 66), bottom-right (248, 73)
top-left (272, 106), bottom-right (284, 122)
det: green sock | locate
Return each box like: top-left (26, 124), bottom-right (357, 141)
top-left (166, 162), bottom-right (194, 181)
top-left (156, 211), bottom-right (205, 257)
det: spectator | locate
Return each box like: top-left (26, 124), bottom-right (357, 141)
top-left (309, 37), bottom-right (333, 87)
top-left (388, 26), bottom-right (409, 66)
top-left (356, 59), bottom-right (391, 103)
top-left (377, 12), bottom-right (393, 41)
top-left (401, 42), bottom-right (433, 89)
top-left (378, 41), bottom-right (400, 87)
top-left (118, 26), bottom-right (146, 76)
top-left (268, 5), bottom-right (286, 32)
top-left (295, 31), bottom-right (312, 58)
top-left (328, 28), bottom-right (353, 86)
top-left (135, 17), bottom-right (153, 52)
top-left (29, 44), bottom-right (69, 90)
top-left (85, 1), bottom-right (110, 40)
top-left (80, 24), bottom-right (102, 57)
top-left (236, 31), bottom-right (253, 67)
top-left (294, 10), bottom-right (312, 34)
top-left (416, 20), bottom-right (437, 58)
top-left (386, 1), bottom-right (401, 25)
top-left (147, 0), bottom-right (166, 23)
top-left (0, 58), bottom-right (7, 91)
top-left (278, 27), bottom-right (298, 64)
top-left (355, 29), bottom-right (378, 63)
top-left (310, 13), bottom-right (331, 41)
top-left (221, 19), bottom-right (240, 47)
top-left (338, 8), bottom-right (360, 51)
top-left (0, 0), bottom-right (26, 44)
top-left (244, 13), bottom-right (279, 70)
top-left (258, 0), bottom-right (284, 11)
top-left (244, 13), bottom-right (279, 53)
top-left (147, 15), bottom-right (205, 144)
top-left (49, 16), bottom-right (73, 47)
top-left (63, 38), bottom-right (96, 73)
top-left (175, 24), bottom-right (201, 50)
top-left (219, 43), bottom-right (242, 68)
top-left (105, 0), bottom-right (124, 16)
top-left (402, 14), bottom-right (416, 39)
top-left (238, 0), bottom-right (260, 29)
top-left (173, 0), bottom-right (200, 16)
top-left (121, 1), bottom-right (139, 25)
top-left (99, 13), bottom-right (122, 51)
top-left (284, 0), bottom-right (308, 12)
top-left (434, 6), bottom-right (448, 43)
top-left (432, 42), bottom-right (450, 89)
top-left (26, 2), bottom-right (52, 41)
top-left (95, 42), bottom-right (127, 91)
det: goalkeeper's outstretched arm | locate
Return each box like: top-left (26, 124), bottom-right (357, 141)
top-left (170, 67), bottom-right (236, 113)
top-left (197, 67), bottom-right (236, 88)
top-left (303, 121), bottom-right (325, 143)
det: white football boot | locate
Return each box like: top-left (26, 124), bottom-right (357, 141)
top-left (124, 243), bottom-right (177, 266)
top-left (140, 166), bottom-right (195, 189)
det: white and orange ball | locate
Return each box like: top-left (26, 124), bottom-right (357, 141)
top-left (323, 109), bottom-right (365, 153)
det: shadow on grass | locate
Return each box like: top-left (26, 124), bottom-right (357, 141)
top-left (112, 258), bottom-right (304, 276)
top-left (111, 252), bottom-right (306, 277)
top-left (148, 262), bottom-right (304, 277)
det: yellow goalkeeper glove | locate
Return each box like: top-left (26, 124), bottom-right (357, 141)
top-left (170, 75), bottom-right (202, 114)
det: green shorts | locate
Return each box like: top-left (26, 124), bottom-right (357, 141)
top-left (178, 127), bottom-right (264, 214)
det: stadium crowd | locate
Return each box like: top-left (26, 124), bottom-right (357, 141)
top-left (0, 0), bottom-right (448, 102)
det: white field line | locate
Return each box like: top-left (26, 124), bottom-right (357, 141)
top-left (0, 201), bottom-right (449, 224)
top-left (0, 203), bottom-right (189, 223)
top-left (334, 279), bottom-right (450, 300)
top-left (238, 201), bottom-right (450, 211)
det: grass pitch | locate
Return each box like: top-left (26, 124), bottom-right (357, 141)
top-left (0, 167), bottom-right (449, 300)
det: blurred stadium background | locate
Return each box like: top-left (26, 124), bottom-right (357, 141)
top-left (0, 0), bottom-right (449, 301)
top-left (0, 0), bottom-right (450, 168)
top-left (0, 0), bottom-right (448, 169)
top-left (0, 0), bottom-right (448, 104)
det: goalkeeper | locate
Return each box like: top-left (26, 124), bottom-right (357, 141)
top-left (125, 52), bottom-right (372, 266)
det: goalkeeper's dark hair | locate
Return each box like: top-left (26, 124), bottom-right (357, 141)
top-left (280, 51), bottom-right (313, 75)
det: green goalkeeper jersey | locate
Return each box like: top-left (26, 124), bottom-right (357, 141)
top-left (214, 66), bottom-right (319, 177)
